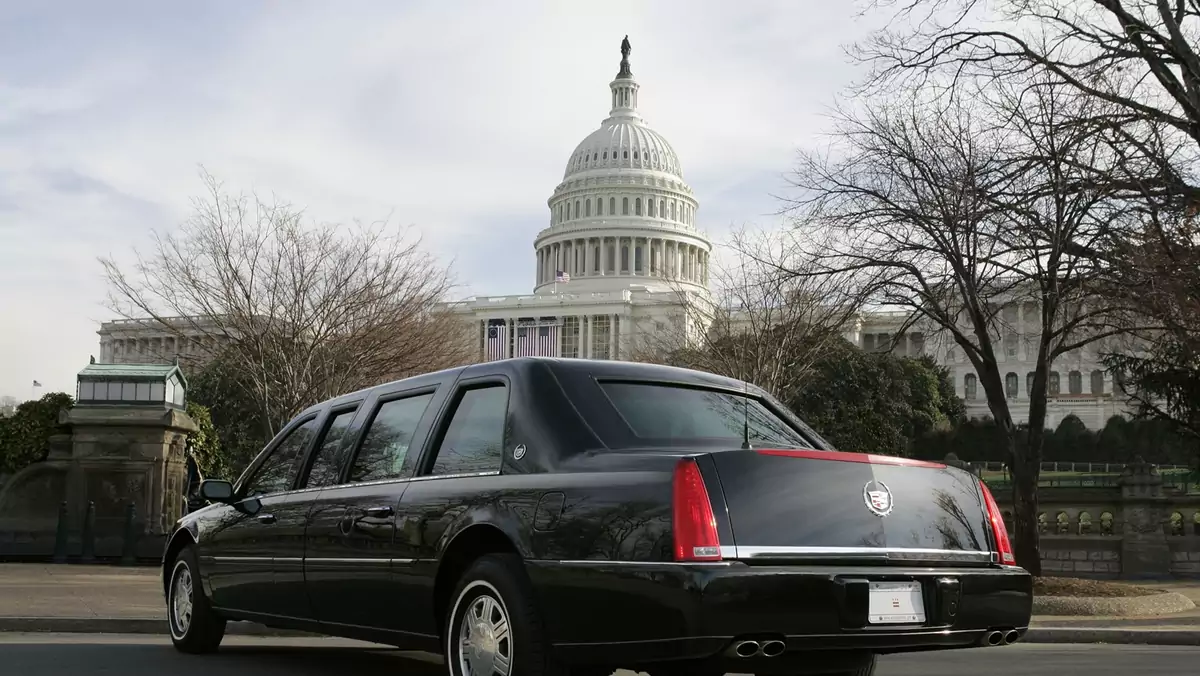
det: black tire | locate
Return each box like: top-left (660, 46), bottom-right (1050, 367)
top-left (167, 544), bottom-right (226, 654)
top-left (445, 553), bottom-right (562, 676)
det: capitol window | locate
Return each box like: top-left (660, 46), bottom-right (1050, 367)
top-left (622, 197), bottom-right (629, 215)
top-left (1090, 370), bottom-right (1105, 395)
top-left (597, 198), bottom-right (603, 216)
top-left (964, 373), bottom-right (977, 400)
top-left (1048, 372), bottom-right (1061, 395)
top-left (635, 198), bottom-right (642, 215)
top-left (574, 200), bottom-right (580, 218)
top-left (609, 197), bottom-right (616, 214)
top-left (586, 200), bottom-right (591, 217)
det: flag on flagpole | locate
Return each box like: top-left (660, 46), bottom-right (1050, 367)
top-left (485, 321), bottom-right (509, 361)
top-left (32, 380), bottom-right (42, 388)
top-left (555, 270), bottom-right (570, 283)
top-left (514, 322), bottom-right (562, 357)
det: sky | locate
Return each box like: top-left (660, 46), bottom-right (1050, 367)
top-left (0, 0), bottom-right (885, 400)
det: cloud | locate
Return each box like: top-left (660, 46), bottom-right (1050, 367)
top-left (0, 0), bottom-right (880, 398)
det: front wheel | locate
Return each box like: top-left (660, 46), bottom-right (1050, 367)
top-left (445, 553), bottom-right (561, 676)
top-left (167, 545), bottom-right (226, 654)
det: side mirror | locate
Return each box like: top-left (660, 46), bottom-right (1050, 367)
top-left (199, 479), bottom-right (235, 503)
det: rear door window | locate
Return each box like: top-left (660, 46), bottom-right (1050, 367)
top-left (348, 393), bottom-right (436, 483)
top-left (599, 381), bottom-right (811, 448)
top-left (427, 385), bottom-right (508, 476)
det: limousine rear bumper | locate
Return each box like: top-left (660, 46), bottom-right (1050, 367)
top-left (525, 559), bottom-right (1032, 669)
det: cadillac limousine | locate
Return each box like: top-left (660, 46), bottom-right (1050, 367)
top-left (162, 357), bottom-right (1032, 676)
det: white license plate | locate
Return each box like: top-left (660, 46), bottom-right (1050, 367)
top-left (867, 581), bottom-right (926, 624)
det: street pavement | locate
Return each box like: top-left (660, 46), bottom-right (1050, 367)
top-left (0, 634), bottom-right (1197, 675)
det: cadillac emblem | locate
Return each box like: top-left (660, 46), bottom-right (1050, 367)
top-left (863, 480), bottom-right (894, 517)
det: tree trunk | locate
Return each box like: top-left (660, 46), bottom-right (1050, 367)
top-left (1010, 445), bottom-right (1042, 575)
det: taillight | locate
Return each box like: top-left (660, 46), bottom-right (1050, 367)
top-left (672, 458), bottom-right (722, 562)
top-left (979, 480), bottom-right (1016, 566)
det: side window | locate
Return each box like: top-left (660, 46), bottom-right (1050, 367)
top-left (348, 393), bottom-right (435, 483)
top-left (429, 385), bottom-right (508, 477)
top-left (243, 418), bottom-right (319, 497)
top-left (303, 409), bottom-right (358, 489)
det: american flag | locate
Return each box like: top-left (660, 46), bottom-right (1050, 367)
top-left (514, 322), bottom-right (560, 357)
top-left (485, 321), bottom-right (509, 361)
top-left (555, 270), bottom-right (570, 283)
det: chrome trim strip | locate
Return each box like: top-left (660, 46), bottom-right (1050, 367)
top-left (730, 546), bottom-right (992, 560)
top-left (211, 556), bottom-right (271, 563)
top-left (274, 557), bottom-right (303, 564)
top-left (408, 470), bottom-right (500, 482)
top-left (548, 559), bottom-right (733, 567)
top-left (304, 557), bottom-right (391, 565)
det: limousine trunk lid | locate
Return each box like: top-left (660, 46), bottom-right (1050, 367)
top-left (706, 449), bottom-right (996, 565)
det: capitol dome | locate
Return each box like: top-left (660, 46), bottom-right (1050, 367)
top-left (533, 37), bottom-right (711, 297)
top-left (563, 118), bottom-right (683, 180)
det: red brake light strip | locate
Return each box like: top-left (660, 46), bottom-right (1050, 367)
top-left (755, 448), bottom-right (946, 469)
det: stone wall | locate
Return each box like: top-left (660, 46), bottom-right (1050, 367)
top-left (992, 460), bottom-right (1200, 579)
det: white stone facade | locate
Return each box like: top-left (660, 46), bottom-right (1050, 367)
top-left (96, 316), bottom-right (230, 367)
top-left (844, 308), bottom-right (1136, 430)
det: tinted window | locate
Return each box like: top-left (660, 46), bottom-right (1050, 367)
top-left (244, 418), bottom-right (319, 496)
top-left (599, 382), bottom-right (811, 448)
top-left (349, 393), bottom-right (435, 483)
top-left (430, 385), bottom-right (507, 476)
top-left (303, 409), bottom-right (358, 488)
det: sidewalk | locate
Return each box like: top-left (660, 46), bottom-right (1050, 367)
top-left (1, 563), bottom-right (1199, 644)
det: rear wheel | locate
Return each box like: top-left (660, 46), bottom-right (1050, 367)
top-left (445, 553), bottom-right (561, 676)
top-left (167, 545), bottom-right (226, 654)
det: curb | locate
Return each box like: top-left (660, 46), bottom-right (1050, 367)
top-left (0, 617), bottom-right (314, 637)
top-left (1023, 627), bottom-right (1200, 646)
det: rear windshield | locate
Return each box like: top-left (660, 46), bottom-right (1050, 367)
top-left (599, 381), bottom-right (813, 448)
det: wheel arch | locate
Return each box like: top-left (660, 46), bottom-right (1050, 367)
top-left (432, 522), bottom-right (524, 641)
top-left (161, 526), bottom-right (198, 596)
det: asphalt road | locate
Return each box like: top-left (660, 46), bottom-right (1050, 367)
top-left (0, 634), bottom-right (1196, 675)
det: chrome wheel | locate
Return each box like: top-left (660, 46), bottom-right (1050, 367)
top-left (456, 585), bottom-right (512, 676)
top-left (170, 561), bottom-right (194, 638)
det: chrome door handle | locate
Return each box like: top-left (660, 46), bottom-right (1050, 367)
top-left (257, 514), bottom-right (277, 524)
top-left (365, 506), bottom-right (394, 518)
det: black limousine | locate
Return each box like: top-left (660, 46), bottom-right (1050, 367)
top-left (163, 357), bottom-right (1031, 676)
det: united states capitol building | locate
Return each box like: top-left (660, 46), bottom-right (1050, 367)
top-left (95, 39), bottom-right (1134, 431)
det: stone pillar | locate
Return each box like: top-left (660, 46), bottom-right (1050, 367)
top-left (1118, 458), bottom-right (1172, 579)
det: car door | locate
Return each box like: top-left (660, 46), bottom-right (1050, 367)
top-left (390, 376), bottom-right (511, 639)
top-left (273, 400), bottom-right (363, 620)
top-left (203, 414), bottom-right (321, 615)
top-left (304, 385), bottom-right (444, 640)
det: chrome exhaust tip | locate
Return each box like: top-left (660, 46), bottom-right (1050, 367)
top-left (986, 630), bottom-right (1004, 646)
top-left (760, 639), bottom-right (786, 657)
top-left (733, 640), bottom-right (761, 658)
top-left (1004, 630), bottom-right (1019, 645)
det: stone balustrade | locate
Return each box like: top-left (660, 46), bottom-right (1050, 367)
top-left (990, 459), bottom-right (1200, 578)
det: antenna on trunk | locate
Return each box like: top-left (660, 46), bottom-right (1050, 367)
top-left (740, 377), bottom-right (752, 450)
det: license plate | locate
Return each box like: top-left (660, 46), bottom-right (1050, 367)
top-left (867, 581), bottom-right (925, 624)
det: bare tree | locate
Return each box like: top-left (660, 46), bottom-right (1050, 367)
top-left (858, 1), bottom-right (1200, 157)
top-left (630, 227), bottom-right (869, 402)
top-left (100, 170), bottom-right (474, 436)
top-left (781, 82), bottom-right (1134, 572)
